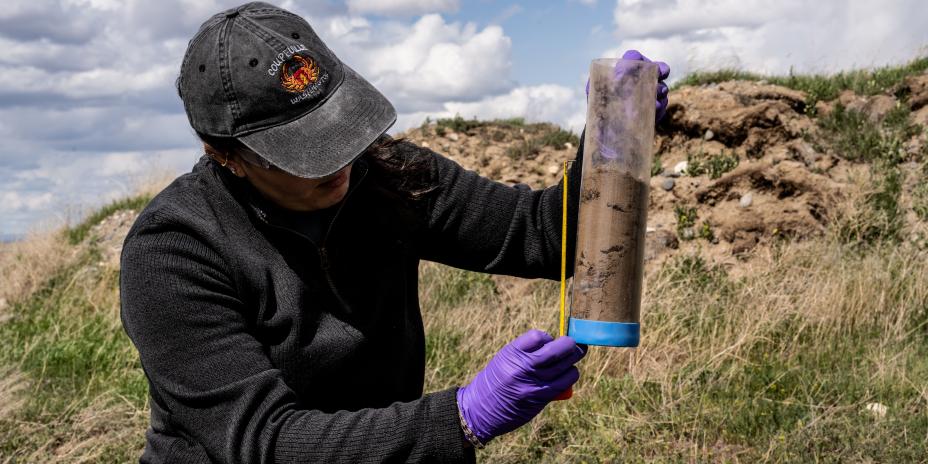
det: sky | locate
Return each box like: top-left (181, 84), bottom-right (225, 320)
top-left (1, 0), bottom-right (927, 240)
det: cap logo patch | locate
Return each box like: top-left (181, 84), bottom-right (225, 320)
top-left (270, 48), bottom-right (330, 105)
top-left (267, 44), bottom-right (307, 76)
top-left (280, 54), bottom-right (319, 93)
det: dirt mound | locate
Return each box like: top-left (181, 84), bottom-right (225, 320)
top-left (87, 209), bottom-right (139, 268)
top-left (402, 121), bottom-right (576, 189)
top-left (400, 73), bottom-right (928, 267)
top-left (661, 81), bottom-right (813, 157)
top-left (898, 73), bottom-right (928, 111)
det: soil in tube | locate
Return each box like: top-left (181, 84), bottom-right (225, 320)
top-left (571, 165), bottom-right (649, 323)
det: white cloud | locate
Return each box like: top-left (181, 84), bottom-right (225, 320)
top-left (0, 191), bottom-right (54, 212)
top-left (393, 84), bottom-right (586, 134)
top-left (0, 146), bottom-right (195, 233)
top-left (609, 0), bottom-right (928, 81)
top-left (0, 0), bottom-right (525, 235)
top-left (346, 0), bottom-right (458, 17)
top-left (614, 0), bottom-right (803, 40)
top-left (316, 14), bottom-right (514, 112)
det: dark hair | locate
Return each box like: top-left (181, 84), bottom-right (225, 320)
top-left (196, 131), bottom-right (253, 161)
top-left (363, 136), bottom-right (438, 201)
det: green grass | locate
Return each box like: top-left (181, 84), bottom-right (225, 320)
top-left (697, 221), bottom-right (715, 242)
top-left (0, 245), bottom-right (147, 461)
top-left (686, 151), bottom-right (740, 179)
top-left (539, 128), bottom-right (580, 149)
top-left (449, 244), bottom-right (928, 462)
top-left (816, 102), bottom-right (918, 246)
top-left (418, 263), bottom-right (498, 310)
top-left (505, 126), bottom-right (580, 159)
top-left (838, 165), bottom-right (905, 245)
top-left (506, 138), bottom-right (542, 160)
top-left (430, 115), bottom-right (529, 135)
top-left (674, 205), bottom-right (698, 241)
top-left (651, 153), bottom-right (664, 177)
top-left (435, 114), bottom-right (484, 133)
top-left (675, 55), bottom-right (928, 110)
top-left (4, 54), bottom-right (928, 460)
top-left (817, 104), bottom-right (918, 164)
top-left (914, 163), bottom-right (928, 222)
top-left (65, 195), bottom-right (152, 245)
top-left (3, 190), bottom-right (928, 462)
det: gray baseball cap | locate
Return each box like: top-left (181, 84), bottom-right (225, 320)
top-left (177, 2), bottom-right (396, 178)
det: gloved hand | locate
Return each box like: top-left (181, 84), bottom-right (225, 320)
top-left (456, 329), bottom-right (586, 445)
top-left (587, 49), bottom-right (671, 122)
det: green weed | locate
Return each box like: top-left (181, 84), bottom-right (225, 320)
top-left (436, 114), bottom-right (483, 133)
top-left (493, 117), bottom-right (526, 127)
top-left (651, 153), bottom-right (663, 177)
top-left (539, 128), bottom-right (580, 149)
top-left (674, 205), bottom-right (698, 241)
top-left (838, 165), bottom-right (904, 245)
top-left (914, 166), bottom-right (928, 222)
top-left (818, 104), bottom-right (917, 164)
top-left (506, 138), bottom-right (542, 160)
top-left (676, 55), bottom-right (928, 110)
top-left (686, 151), bottom-right (739, 179)
top-left (698, 221), bottom-right (716, 242)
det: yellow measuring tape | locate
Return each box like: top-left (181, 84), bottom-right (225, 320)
top-left (554, 159), bottom-right (576, 401)
top-left (558, 160), bottom-right (570, 337)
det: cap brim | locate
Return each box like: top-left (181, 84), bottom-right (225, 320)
top-left (238, 64), bottom-right (397, 179)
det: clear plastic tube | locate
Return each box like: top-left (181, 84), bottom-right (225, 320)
top-left (568, 58), bottom-right (657, 347)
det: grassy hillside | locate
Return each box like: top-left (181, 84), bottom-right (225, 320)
top-left (2, 58), bottom-right (928, 462)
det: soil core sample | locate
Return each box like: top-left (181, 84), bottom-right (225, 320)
top-left (567, 58), bottom-right (656, 347)
top-left (570, 166), bottom-right (649, 323)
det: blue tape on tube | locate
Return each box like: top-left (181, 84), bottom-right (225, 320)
top-left (567, 318), bottom-right (639, 347)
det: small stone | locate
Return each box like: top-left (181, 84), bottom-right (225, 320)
top-left (673, 161), bottom-right (689, 176)
top-left (564, 142), bottom-right (574, 151)
top-left (739, 193), bottom-right (753, 208)
top-left (447, 132), bottom-right (460, 141)
top-left (865, 402), bottom-right (888, 418)
top-left (662, 169), bottom-right (679, 178)
top-left (661, 178), bottom-right (675, 191)
top-left (547, 165), bottom-right (560, 175)
top-left (680, 227), bottom-right (695, 240)
top-left (704, 129), bottom-right (715, 141)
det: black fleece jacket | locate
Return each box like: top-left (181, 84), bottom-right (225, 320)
top-left (119, 136), bottom-right (582, 463)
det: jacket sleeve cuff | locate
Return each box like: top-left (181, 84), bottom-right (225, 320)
top-left (429, 387), bottom-right (477, 463)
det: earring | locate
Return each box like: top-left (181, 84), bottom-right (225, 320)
top-left (220, 155), bottom-right (229, 167)
top-left (230, 167), bottom-right (237, 175)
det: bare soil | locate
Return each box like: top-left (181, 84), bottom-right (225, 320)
top-left (571, 168), bottom-right (648, 323)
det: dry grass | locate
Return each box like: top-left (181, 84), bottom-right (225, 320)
top-left (1, 152), bottom-right (926, 461)
top-left (0, 198), bottom-right (149, 463)
top-left (0, 369), bottom-right (27, 421)
top-left (419, 236), bottom-right (928, 462)
top-left (0, 232), bottom-right (76, 320)
top-left (3, 208), bottom-right (925, 462)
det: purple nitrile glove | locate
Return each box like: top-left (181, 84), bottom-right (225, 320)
top-left (586, 49), bottom-right (671, 122)
top-left (456, 329), bottom-right (586, 445)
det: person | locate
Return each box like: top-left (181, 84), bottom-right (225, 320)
top-left (119, 2), bottom-right (670, 463)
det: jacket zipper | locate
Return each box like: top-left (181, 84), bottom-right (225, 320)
top-left (258, 164), bottom-right (369, 313)
top-left (317, 165), bottom-right (368, 312)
